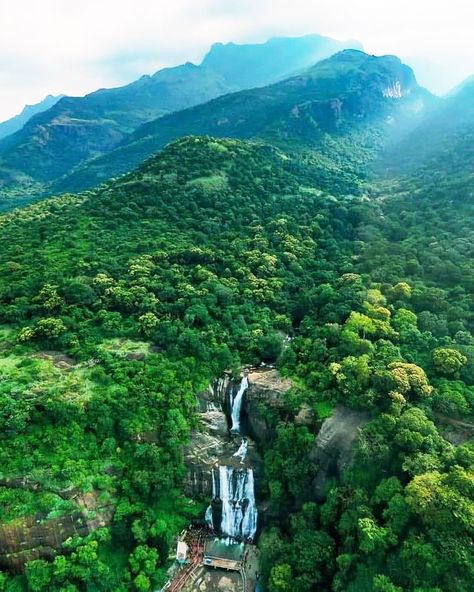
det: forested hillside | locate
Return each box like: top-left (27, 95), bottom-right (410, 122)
top-left (52, 50), bottom-right (434, 197)
top-left (0, 129), bottom-right (473, 591)
top-left (375, 78), bottom-right (474, 186)
top-left (0, 34), bottom-right (361, 210)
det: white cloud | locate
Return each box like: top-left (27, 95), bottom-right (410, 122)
top-left (0, 0), bottom-right (473, 121)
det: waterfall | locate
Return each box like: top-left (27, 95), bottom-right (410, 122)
top-left (205, 505), bottom-right (214, 529)
top-left (213, 467), bottom-right (219, 498)
top-left (233, 439), bottom-right (248, 463)
top-left (241, 468), bottom-right (258, 540)
top-left (230, 376), bottom-right (248, 433)
top-left (203, 374), bottom-right (257, 541)
top-left (205, 468), bottom-right (220, 529)
top-left (215, 465), bottom-right (257, 541)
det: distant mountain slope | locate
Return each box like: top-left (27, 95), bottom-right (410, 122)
top-left (201, 34), bottom-right (363, 88)
top-left (0, 95), bottom-right (64, 141)
top-left (375, 77), bottom-right (474, 184)
top-left (0, 64), bottom-right (233, 185)
top-left (59, 50), bottom-right (434, 195)
top-left (0, 34), bottom-right (361, 203)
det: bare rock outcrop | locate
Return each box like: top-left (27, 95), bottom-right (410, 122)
top-left (244, 369), bottom-right (292, 442)
top-left (0, 491), bottom-right (114, 573)
top-left (309, 406), bottom-right (368, 500)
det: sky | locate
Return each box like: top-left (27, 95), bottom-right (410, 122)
top-left (1, 0), bottom-right (473, 122)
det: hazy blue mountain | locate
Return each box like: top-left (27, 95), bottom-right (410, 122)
top-left (200, 34), bottom-right (363, 88)
top-left (59, 50), bottom-right (433, 195)
top-left (446, 75), bottom-right (474, 97)
top-left (0, 34), bottom-right (361, 203)
top-left (376, 75), bottom-right (474, 182)
top-left (0, 95), bottom-right (64, 140)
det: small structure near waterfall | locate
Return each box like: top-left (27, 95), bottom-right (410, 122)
top-left (202, 539), bottom-right (244, 571)
top-left (176, 540), bottom-right (189, 565)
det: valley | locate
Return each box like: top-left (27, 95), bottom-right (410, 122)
top-left (0, 32), bottom-right (473, 592)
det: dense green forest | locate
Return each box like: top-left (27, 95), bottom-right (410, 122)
top-left (0, 41), bottom-right (473, 592)
top-left (0, 133), bottom-right (472, 591)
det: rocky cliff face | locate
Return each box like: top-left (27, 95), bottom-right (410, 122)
top-left (243, 369), bottom-right (292, 443)
top-left (185, 370), bottom-right (368, 534)
top-left (183, 369), bottom-right (291, 500)
top-left (309, 406), bottom-right (368, 500)
top-left (0, 491), bottom-right (114, 573)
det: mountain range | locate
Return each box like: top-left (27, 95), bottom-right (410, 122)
top-left (0, 31), bottom-right (473, 592)
top-left (56, 49), bottom-right (435, 196)
top-left (0, 95), bottom-right (64, 141)
top-left (0, 34), bottom-right (361, 206)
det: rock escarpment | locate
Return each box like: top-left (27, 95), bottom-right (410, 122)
top-left (243, 369), bottom-right (292, 443)
top-left (309, 406), bottom-right (368, 500)
top-left (0, 491), bottom-right (114, 573)
top-left (183, 368), bottom-right (294, 500)
top-left (184, 375), bottom-right (264, 500)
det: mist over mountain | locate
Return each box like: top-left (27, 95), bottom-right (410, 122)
top-left (375, 74), bottom-right (474, 183)
top-left (56, 50), bottom-right (434, 196)
top-left (0, 27), bottom-right (473, 592)
top-left (0, 95), bottom-right (64, 141)
top-left (200, 34), bottom-right (363, 88)
top-left (0, 33), bottom-right (360, 207)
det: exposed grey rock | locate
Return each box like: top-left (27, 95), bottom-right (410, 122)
top-left (295, 403), bottom-right (315, 426)
top-left (244, 369), bottom-right (292, 443)
top-left (246, 369), bottom-right (292, 405)
top-left (183, 431), bottom-right (225, 498)
top-left (309, 406), bottom-right (368, 500)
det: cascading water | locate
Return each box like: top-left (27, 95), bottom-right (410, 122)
top-left (205, 468), bottom-right (220, 529)
top-left (204, 375), bottom-right (257, 541)
top-left (241, 468), bottom-right (258, 539)
top-left (230, 376), bottom-right (248, 433)
top-left (211, 465), bottom-right (257, 541)
top-left (233, 438), bottom-right (248, 464)
top-left (204, 505), bottom-right (214, 528)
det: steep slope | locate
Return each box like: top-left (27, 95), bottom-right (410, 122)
top-left (0, 34), bottom-right (360, 204)
top-left (0, 136), bottom-right (473, 591)
top-left (375, 76), bottom-right (474, 184)
top-left (59, 50), bottom-right (434, 196)
top-left (0, 95), bottom-right (64, 141)
top-left (201, 34), bottom-right (362, 88)
top-left (0, 64), bottom-right (232, 186)
top-left (0, 137), bottom-right (357, 580)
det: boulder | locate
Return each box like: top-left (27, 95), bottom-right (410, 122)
top-left (246, 369), bottom-right (292, 405)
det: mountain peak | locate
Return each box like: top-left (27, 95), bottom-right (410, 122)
top-left (49, 51), bottom-right (433, 198)
top-left (447, 75), bottom-right (474, 97)
top-left (200, 34), bottom-right (363, 88)
top-left (0, 94), bottom-right (64, 141)
top-left (306, 50), bottom-right (420, 99)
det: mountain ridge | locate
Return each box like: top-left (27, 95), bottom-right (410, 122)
top-left (55, 50), bottom-right (434, 196)
top-left (0, 33), bottom-right (361, 208)
top-left (0, 95), bottom-right (64, 141)
top-left (375, 74), bottom-right (474, 182)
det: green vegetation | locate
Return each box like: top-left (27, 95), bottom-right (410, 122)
top-left (0, 58), bottom-right (473, 591)
top-left (0, 137), bottom-right (360, 589)
top-left (55, 50), bottom-right (432, 197)
top-left (0, 35), bottom-right (360, 210)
